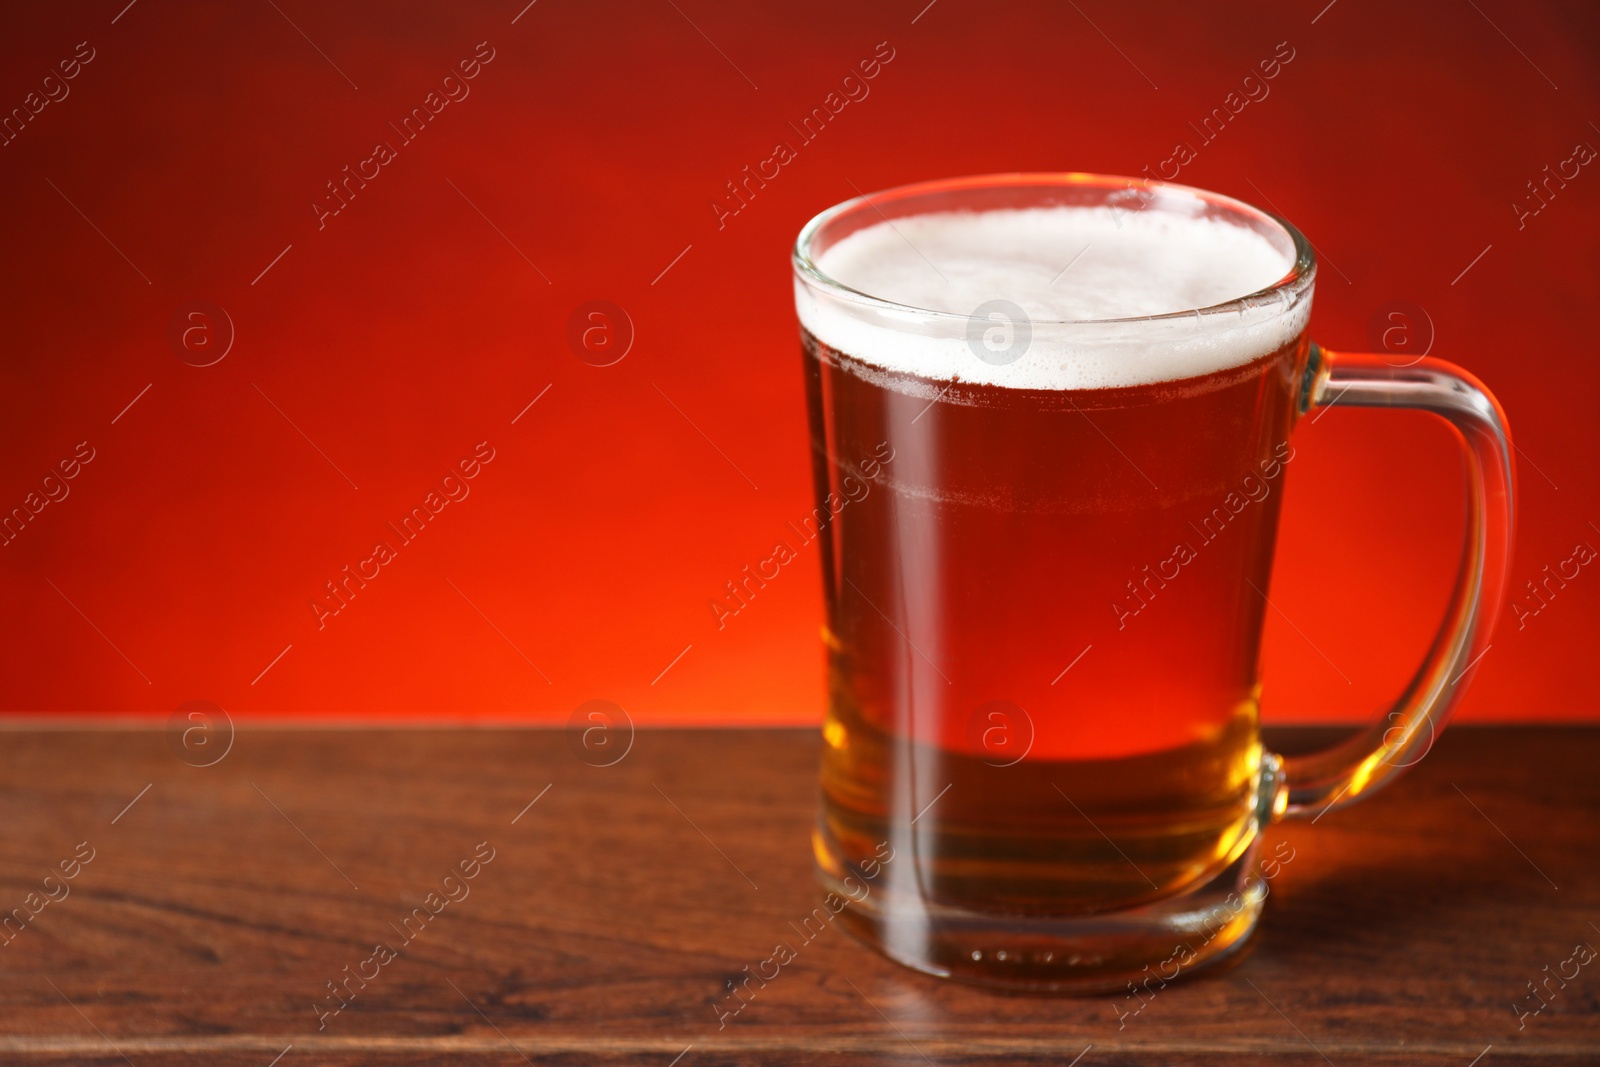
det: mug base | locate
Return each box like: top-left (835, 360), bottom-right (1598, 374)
top-left (819, 835), bottom-right (1268, 994)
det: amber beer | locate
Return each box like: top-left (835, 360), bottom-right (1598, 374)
top-left (805, 326), bottom-right (1299, 924)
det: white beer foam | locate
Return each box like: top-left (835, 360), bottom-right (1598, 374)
top-left (798, 206), bottom-right (1309, 390)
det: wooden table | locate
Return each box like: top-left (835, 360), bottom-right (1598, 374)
top-left (0, 724), bottom-right (1594, 1065)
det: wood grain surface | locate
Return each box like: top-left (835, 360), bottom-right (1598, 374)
top-left (0, 724), bottom-right (1594, 1065)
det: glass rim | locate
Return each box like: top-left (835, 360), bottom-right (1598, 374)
top-left (791, 171), bottom-right (1317, 329)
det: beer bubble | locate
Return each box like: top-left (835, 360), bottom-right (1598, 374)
top-left (166, 700), bottom-right (235, 767)
top-left (965, 299), bottom-right (1032, 366)
top-left (167, 301), bottom-right (234, 367)
top-left (566, 300), bottom-right (634, 367)
top-left (1365, 300), bottom-right (1433, 368)
top-left (964, 699), bottom-right (1035, 767)
top-left (566, 699), bottom-right (634, 766)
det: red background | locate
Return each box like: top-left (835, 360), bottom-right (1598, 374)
top-left (1, 0), bottom-right (1595, 723)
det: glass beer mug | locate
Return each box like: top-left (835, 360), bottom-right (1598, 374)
top-left (791, 173), bottom-right (1514, 991)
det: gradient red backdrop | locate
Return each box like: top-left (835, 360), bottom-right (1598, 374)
top-left (1, 0), bottom-right (1595, 723)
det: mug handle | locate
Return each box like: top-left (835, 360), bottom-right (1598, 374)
top-left (1273, 343), bottom-right (1516, 819)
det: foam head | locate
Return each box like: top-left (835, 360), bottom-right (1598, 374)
top-left (797, 205), bottom-right (1309, 391)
